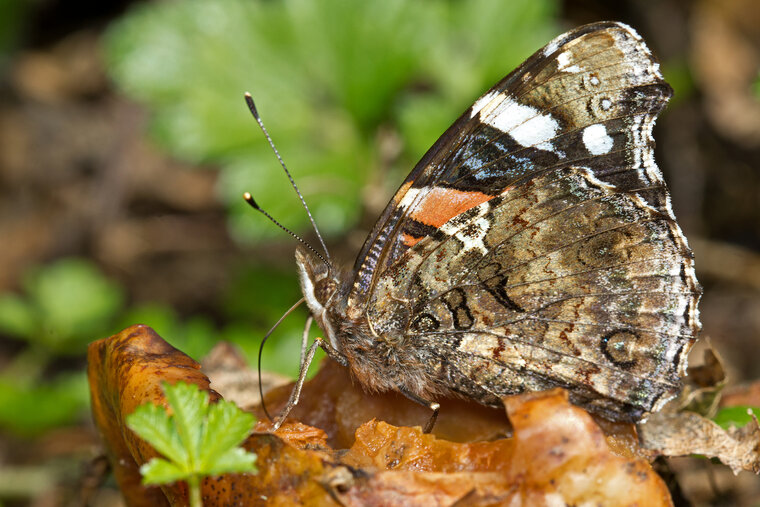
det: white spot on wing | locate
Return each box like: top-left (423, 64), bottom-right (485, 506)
top-left (556, 51), bottom-right (581, 73)
top-left (470, 90), bottom-right (500, 118)
top-left (483, 98), bottom-right (561, 154)
top-left (456, 216), bottom-right (490, 255)
top-left (398, 187), bottom-right (421, 210)
top-left (439, 209), bottom-right (490, 255)
top-left (543, 38), bottom-right (560, 57)
top-left (582, 124), bottom-right (614, 155)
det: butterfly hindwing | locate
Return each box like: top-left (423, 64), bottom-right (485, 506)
top-left (368, 165), bottom-right (697, 420)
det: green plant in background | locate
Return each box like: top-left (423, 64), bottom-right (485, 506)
top-left (118, 303), bottom-right (219, 364)
top-left (126, 381), bottom-right (257, 507)
top-left (104, 0), bottom-right (559, 243)
top-left (0, 258), bottom-right (123, 435)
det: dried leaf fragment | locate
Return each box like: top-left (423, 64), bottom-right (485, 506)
top-left (90, 326), bottom-right (673, 506)
top-left (639, 410), bottom-right (760, 474)
top-left (333, 390), bottom-right (672, 506)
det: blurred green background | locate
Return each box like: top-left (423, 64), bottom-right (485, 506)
top-left (0, 0), bottom-right (759, 504)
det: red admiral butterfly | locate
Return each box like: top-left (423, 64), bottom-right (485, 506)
top-left (252, 21), bottom-right (702, 431)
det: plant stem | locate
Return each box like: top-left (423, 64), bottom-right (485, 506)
top-left (188, 476), bottom-right (202, 507)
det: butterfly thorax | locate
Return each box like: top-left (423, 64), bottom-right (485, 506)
top-left (295, 245), bottom-right (441, 397)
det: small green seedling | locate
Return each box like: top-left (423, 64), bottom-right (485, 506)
top-left (126, 381), bottom-right (257, 507)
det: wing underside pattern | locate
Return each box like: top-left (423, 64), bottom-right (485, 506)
top-left (355, 22), bottom-right (700, 421)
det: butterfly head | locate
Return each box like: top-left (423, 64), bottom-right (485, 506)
top-left (295, 245), bottom-right (341, 350)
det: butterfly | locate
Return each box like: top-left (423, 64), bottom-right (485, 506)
top-left (258, 21), bottom-right (701, 431)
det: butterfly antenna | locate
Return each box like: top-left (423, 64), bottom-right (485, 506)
top-left (258, 297), bottom-right (305, 422)
top-left (243, 193), bottom-right (329, 268)
top-left (244, 93), bottom-right (331, 264)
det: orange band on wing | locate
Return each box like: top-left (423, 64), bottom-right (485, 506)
top-left (410, 188), bottom-right (495, 228)
top-left (401, 232), bottom-right (423, 247)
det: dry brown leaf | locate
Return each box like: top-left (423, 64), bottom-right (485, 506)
top-left (635, 344), bottom-right (760, 475)
top-left (639, 410), bottom-right (760, 474)
top-left (334, 391), bottom-right (672, 505)
top-left (90, 325), bottom-right (678, 506)
top-left (680, 344), bottom-right (727, 417)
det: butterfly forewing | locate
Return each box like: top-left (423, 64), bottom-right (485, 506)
top-left (348, 23), bottom-right (676, 309)
top-left (353, 22), bottom-right (700, 421)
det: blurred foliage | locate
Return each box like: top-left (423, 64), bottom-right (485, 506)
top-left (0, 374), bottom-right (89, 437)
top-left (118, 266), bottom-right (324, 379)
top-left (0, 258), bottom-right (124, 436)
top-left (0, 258), bottom-right (123, 355)
top-left (118, 304), bottom-right (218, 363)
top-left (661, 59), bottom-right (695, 106)
top-left (104, 0), bottom-right (559, 242)
top-left (218, 265), bottom-right (324, 378)
top-left (713, 405), bottom-right (760, 430)
top-left (0, 0), bottom-right (29, 66)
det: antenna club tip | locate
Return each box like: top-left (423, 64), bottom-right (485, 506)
top-left (244, 93), bottom-right (260, 119)
top-left (243, 192), bottom-right (259, 209)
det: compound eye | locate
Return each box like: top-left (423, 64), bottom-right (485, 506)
top-left (314, 277), bottom-right (337, 306)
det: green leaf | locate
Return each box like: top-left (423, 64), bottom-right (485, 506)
top-left (0, 373), bottom-right (89, 436)
top-left (205, 447), bottom-right (257, 476)
top-left (713, 405), bottom-right (760, 429)
top-left (140, 458), bottom-right (188, 486)
top-left (127, 381), bottom-right (257, 487)
top-left (0, 294), bottom-right (35, 339)
top-left (24, 258), bottom-right (123, 352)
top-left (200, 400), bottom-right (256, 469)
top-left (126, 402), bottom-right (188, 465)
top-left (118, 303), bottom-right (181, 341)
top-left (162, 382), bottom-right (208, 464)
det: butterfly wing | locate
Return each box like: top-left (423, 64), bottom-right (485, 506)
top-left (358, 22), bottom-right (701, 421)
top-left (348, 21), bottom-right (676, 310)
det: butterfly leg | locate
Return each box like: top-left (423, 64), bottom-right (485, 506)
top-left (272, 337), bottom-right (322, 430)
top-left (272, 335), bottom-right (350, 431)
top-left (317, 338), bottom-right (349, 367)
top-left (399, 387), bottom-right (440, 434)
